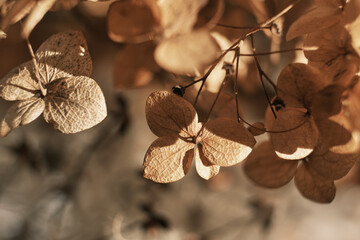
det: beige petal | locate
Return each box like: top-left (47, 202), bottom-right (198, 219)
top-left (201, 118), bottom-right (256, 167)
top-left (154, 30), bottom-right (220, 76)
top-left (0, 0), bottom-right (35, 29)
top-left (201, 59), bottom-right (225, 93)
top-left (345, 86), bottom-right (360, 132)
top-left (107, 0), bottom-right (159, 43)
top-left (295, 161), bottom-right (336, 203)
top-left (0, 30), bottom-right (6, 39)
top-left (43, 76), bottom-right (107, 134)
top-left (195, 144), bottom-right (220, 180)
top-left (286, 7), bottom-right (341, 41)
top-left (209, 32), bottom-right (236, 63)
top-left (35, 30), bottom-right (93, 83)
top-left (157, 0), bottom-right (208, 37)
top-left (145, 91), bottom-right (200, 138)
top-left (267, 107), bottom-right (319, 160)
top-left (277, 63), bottom-right (327, 108)
top-left (1, 97), bottom-right (45, 137)
top-left (202, 32), bottom-right (237, 93)
top-left (243, 141), bottom-right (298, 188)
top-left (113, 42), bottom-right (158, 89)
top-left (21, 0), bottom-right (57, 38)
top-left (143, 136), bottom-right (194, 183)
top-left (194, 0), bottom-right (224, 30)
top-left (0, 61), bottom-right (39, 101)
top-left (346, 12), bottom-right (360, 56)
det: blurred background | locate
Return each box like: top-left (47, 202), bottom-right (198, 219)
top-left (1, 1), bottom-right (360, 239)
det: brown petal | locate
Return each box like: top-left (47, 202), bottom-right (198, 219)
top-left (247, 122), bottom-right (266, 136)
top-left (315, 0), bottom-right (344, 8)
top-left (309, 57), bottom-right (359, 86)
top-left (315, 116), bottom-right (353, 155)
top-left (311, 84), bottom-right (345, 120)
top-left (154, 30), bottom-right (220, 76)
top-left (107, 0), bottom-right (159, 43)
top-left (277, 63), bottom-right (327, 108)
top-left (43, 76), bottom-right (107, 134)
top-left (328, 115), bottom-right (360, 155)
top-left (267, 107), bottom-right (319, 160)
top-left (1, 97), bottom-right (45, 137)
top-left (185, 89), bottom-right (238, 120)
top-left (145, 91), bottom-right (200, 138)
top-left (195, 144), bottom-right (220, 180)
top-left (201, 118), bottom-right (256, 167)
top-left (243, 141), bottom-right (298, 188)
top-left (35, 30), bottom-right (93, 83)
top-left (51, 0), bottom-right (80, 11)
top-left (113, 42), bottom-right (158, 89)
top-left (304, 24), bottom-right (352, 63)
top-left (286, 7), bottom-right (341, 41)
top-left (308, 150), bottom-right (358, 180)
top-left (295, 161), bottom-right (336, 203)
top-left (212, 4), bottom-right (254, 41)
top-left (143, 136), bottom-right (194, 183)
top-left (0, 61), bottom-right (39, 101)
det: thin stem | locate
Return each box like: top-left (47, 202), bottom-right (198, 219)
top-left (194, 80), bottom-right (206, 105)
top-left (237, 111), bottom-right (308, 134)
top-left (25, 38), bottom-right (47, 96)
top-left (234, 49), bottom-right (241, 123)
top-left (260, 1), bottom-right (298, 28)
top-left (194, 48), bottom-right (233, 105)
top-left (266, 117), bottom-right (308, 133)
top-left (233, 44), bottom-right (268, 132)
top-left (184, 77), bottom-right (204, 89)
top-left (193, 2), bottom-right (296, 106)
top-left (239, 48), bottom-right (305, 56)
top-left (194, 29), bottom-right (259, 105)
top-left (196, 75), bottom-right (228, 138)
top-left (216, 23), bottom-right (271, 30)
top-left (250, 35), bottom-right (277, 119)
top-left (250, 35), bottom-right (277, 91)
